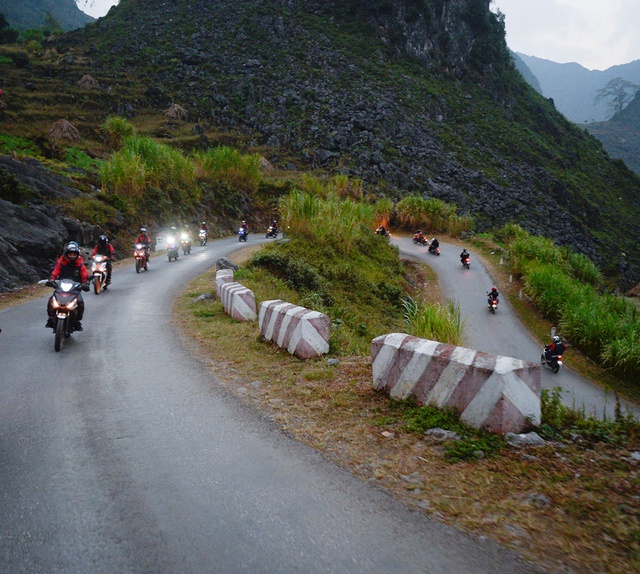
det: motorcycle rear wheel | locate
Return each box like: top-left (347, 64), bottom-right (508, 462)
top-left (551, 363), bottom-right (560, 373)
top-left (54, 320), bottom-right (64, 352)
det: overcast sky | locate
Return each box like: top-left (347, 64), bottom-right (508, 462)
top-left (78, 0), bottom-right (640, 71)
top-left (492, 0), bottom-right (640, 70)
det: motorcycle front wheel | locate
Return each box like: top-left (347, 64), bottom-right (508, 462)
top-left (135, 259), bottom-right (141, 273)
top-left (55, 319), bottom-right (64, 352)
top-left (93, 276), bottom-right (101, 295)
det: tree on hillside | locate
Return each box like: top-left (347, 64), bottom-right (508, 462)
top-left (595, 77), bottom-right (640, 119)
top-left (0, 13), bottom-right (19, 43)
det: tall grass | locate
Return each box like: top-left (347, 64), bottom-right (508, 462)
top-left (402, 297), bottom-right (466, 346)
top-left (499, 224), bottom-right (640, 382)
top-left (192, 146), bottom-right (262, 191)
top-left (279, 189), bottom-right (377, 255)
top-left (101, 116), bottom-right (135, 150)
top-left (395, 194), bottom-right (473, 235)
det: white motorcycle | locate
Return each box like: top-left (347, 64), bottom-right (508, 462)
top-left (91, 254), bottom-right (109, 294)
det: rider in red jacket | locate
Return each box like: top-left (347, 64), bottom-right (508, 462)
top-left (47, 242), bottom-right (90, 330)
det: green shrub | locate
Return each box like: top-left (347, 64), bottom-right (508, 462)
top-left (102, 116), bottom-right (135, 150)
top-left (402, 296), bottom-right (465, 345)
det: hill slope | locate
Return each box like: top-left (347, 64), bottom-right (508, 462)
top-left (586, 90), bottom-right (640, 176)
top-left (3, 0), bottom-right (640, 287)
top-left (1, 0), bottom-right (94, 31)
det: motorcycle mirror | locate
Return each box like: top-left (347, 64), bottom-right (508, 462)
top-left (37, 279), bottom-right (49, 285)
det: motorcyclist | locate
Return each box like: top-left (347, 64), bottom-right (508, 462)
top-left (545, 335), bottom-right (566, 362)
top-left (413, 229), bottom-right (424, 243)
top-left (46, 242), bottom-right (90, 330)
top-left (487, 286), bottom-right (499, 306)
top-left (240, 220), bottom-right (249, 236)
top-left (200, 221), bottom-right (209, 232)
top-left (460, 248), bottom-right (470, 263)
top-left (271, 220), bottom-right (279, 234)
top-left (90, 235), bottom-right (116, 285)
top-left (135, 227), bottom-right (152, 264)
top-left (428, 237), bottom-right (439, 252)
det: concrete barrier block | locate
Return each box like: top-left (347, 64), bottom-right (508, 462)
top-left (215, 269), bottom-right (234, 297)
top-left (371, 333), bottom-right (540, 434)
top-left (220, 281), bottom-right (257, 322)
top-left (259, 300), bottom-right (330, 359)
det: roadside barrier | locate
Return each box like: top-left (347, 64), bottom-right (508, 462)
top-left (219, 281), bottom-right (257, 322)
top-left (259, 300), bottom-right (330, 359)
top-left (215, 269), bottom-right (234, 297)
top-left (371, 333), bottom-right (541, 434)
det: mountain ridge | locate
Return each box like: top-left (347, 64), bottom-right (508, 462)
top-left (2, 0), bottom-right (640, 287)
top-left (1, 0), bottom-right (94, 31)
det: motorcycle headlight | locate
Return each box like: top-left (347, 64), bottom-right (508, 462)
top-left (181, 233), bottom-right (188, 240)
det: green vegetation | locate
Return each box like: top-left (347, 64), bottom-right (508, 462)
top-left (402, 297), bottom-right (465, 345)
top-left (496, 224), bottom-right (640, 383)
top-left (395, 195), bottom-right (473, 236)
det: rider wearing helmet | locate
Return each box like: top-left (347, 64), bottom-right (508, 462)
top-left (90, 235), bottom-right (116, 285)
top-left (200, 221), bottom-right (209, 232)
top-left (460, 248), bottom-right (469, 262)
top-left (47, 242), bottom-right (90, 330)
top-left (487, 286), bottom-right (499, 305)
top-left (135, 227), bottom-right (152, 264)
top-left (545, 335), bottom-right (566, 362)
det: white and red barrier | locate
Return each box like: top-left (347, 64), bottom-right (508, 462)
top-left (215, 269), bottom-right (234, 297)
top-left (371, 333), bottom-right (540, 434)
top-left (219, 281), bottom-right (257, 322)
top-left (259, 300), bottom-right (330, 359)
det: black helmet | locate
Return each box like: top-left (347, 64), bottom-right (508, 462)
top-left (98, 235), bottom-right (108, 246)
top-left (65, 241), bottom-right (80, 259)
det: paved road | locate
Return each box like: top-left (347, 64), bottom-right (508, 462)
top-left (0, 236), bottom-right (540, 573)
top-left (395, 236), bottom-right (640, 419)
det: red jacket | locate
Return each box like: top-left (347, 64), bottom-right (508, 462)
top-left (135, 234), bottom-right (151, 247)
top-left (91, 243), bottom-right (116, 258)
top-left (51, 255), bottom-right (90, 283)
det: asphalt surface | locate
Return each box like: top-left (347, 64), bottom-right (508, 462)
top-left (0, 236), bottom-right (541, 573)
top-left (395, 236), bottom-right (640, 419)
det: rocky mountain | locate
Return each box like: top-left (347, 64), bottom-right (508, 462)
top-left (516, 54), bottom-right (640, 124)
top-left (1, 0), bottom-right (93, 32)
top-left (3, 0), bottom-right (640, 289)
top-left (585, 90), bottom-right (640, 176)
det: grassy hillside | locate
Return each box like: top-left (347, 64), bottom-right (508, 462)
top-left (1, 0), bottom-right (640, 287)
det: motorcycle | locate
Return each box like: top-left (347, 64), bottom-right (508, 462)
top-left (180, 233), bottom-right (192, 255)
top-left (461, 254), bottom-right (471, 269)
top-left (134, 243), bottom-right (149, 273)
top-left (91, 254), bottom-right (109, 294)
top-left (428, 243), bottom-right (440, 256)
top-left (238, 227), bottom-right (248, 242)
top-left (199, 229), bottom-right (208, 246)
top-left (166, 234), bottom-right (180, 262)
top-left (46, 278), bottom-right (89, 352)
top-left (412, 233), bottom-right (427, 245)
top-left (266, 225), bottom-right (279, 239)
top-left (541, 347), bottom-right (563, 373)
top-left (487, 293), bottom-right (499, 313)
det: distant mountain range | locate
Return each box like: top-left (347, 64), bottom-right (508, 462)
top-left (512, 53), bottom-right (640, 176)
top-left (515, 54), bottom-right (640, 124)
top-left (1, 0), bottom-right (93, 31)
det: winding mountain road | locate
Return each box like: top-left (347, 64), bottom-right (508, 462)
top-left (394, 236), bottom-right (640, 419)
top-left (0, 237), bottom-right (540, 573)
